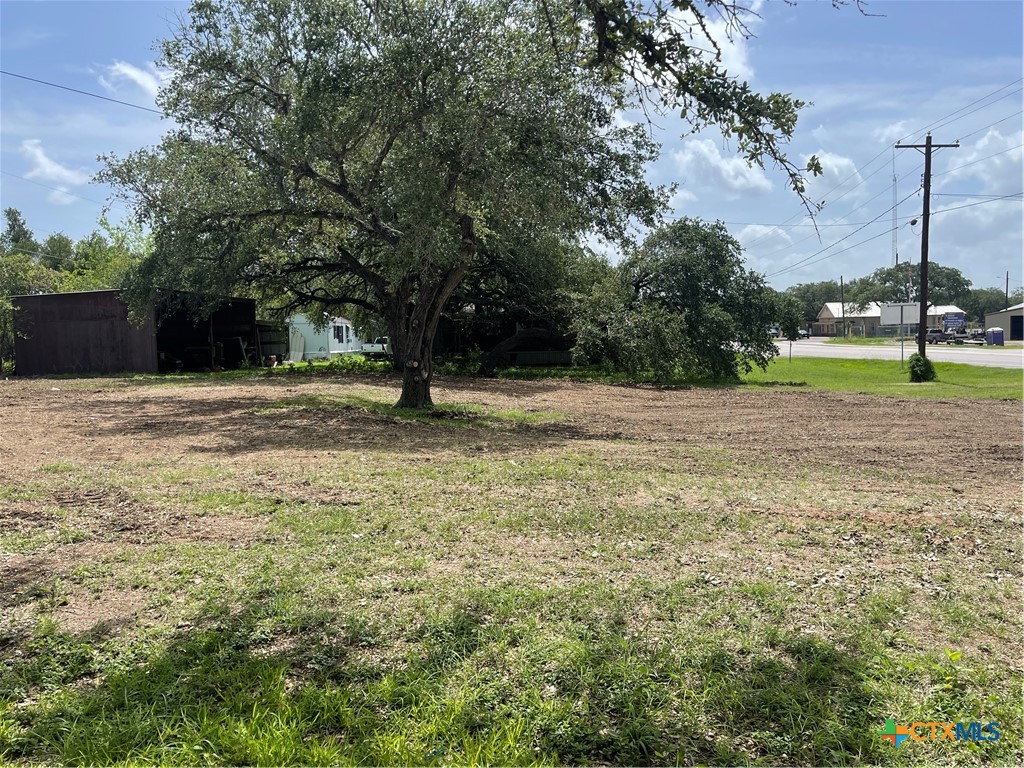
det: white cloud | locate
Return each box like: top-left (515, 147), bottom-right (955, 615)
top-left (672, 139), bottom-right (772, 196)
top-left (928, 197), bottom-right (1023, 283)
top-left (802, 151), bottom-right (866, 206)
top-left (612, 111), bottom-right (635, 129)
top-left (669, 188), bottom-right (699, 209)
top-left (873, 121), bottom-right (907, 144)
top-left (99, 61), bottom-right (170, 101)
top-left (47, 188), bottom-right (79, 206)
top-left (20, 139), bottom-right (90, 187)
top-left (738, 223), bottom-right (793, 249)
top-left (667, 0), bottom-right (763, 81)
top-left (934, 129), bottom-right (1023, 195)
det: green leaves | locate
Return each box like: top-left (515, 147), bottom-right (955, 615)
top-left (572, 217), bottom-right (780, 381)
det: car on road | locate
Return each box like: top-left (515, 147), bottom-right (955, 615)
top-left (797, 329), bottom-right (811, 339)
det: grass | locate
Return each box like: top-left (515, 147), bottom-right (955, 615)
top-left (824, 337), bottom-right (915, 345)
top-left (742, 357), bottom-right (1023, 399)
top-left (257, 393), bottom-right (566, 427)
top-left (1, 377), bottom-right (1020, 765)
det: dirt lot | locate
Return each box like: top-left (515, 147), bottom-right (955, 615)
top-left (2, 373), bottom-right (1020, 618)
top-left (1, 373), bottom-right (1021, 764)
top-left (2, 372), bottom-right (1020, 487)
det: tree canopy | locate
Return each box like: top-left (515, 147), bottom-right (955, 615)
top-left (573, 218), bottom-right (782, 380)
top-left (845, 262), bottom-right (972, 309)
top-left (103, 0), bottom-right (675, 406)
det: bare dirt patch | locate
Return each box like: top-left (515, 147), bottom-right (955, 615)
top-left (1, 374), bottom-right (1020, 648)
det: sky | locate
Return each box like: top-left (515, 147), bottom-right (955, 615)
top-left (1, 0), bottom-right (1021, 293)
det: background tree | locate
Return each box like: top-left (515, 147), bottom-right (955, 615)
top-left (961, 286), bottom-right (1024, 325)
top-left (573, 218), bottom-right (779, 380)
top-left (449, 242), bottom-right (611, 375)
top-left (39, 233), bottom-right (75, 271)
top-left (783, 280), bottom-right (841, 324)
top-left (775, 291), bottom-right (802, 341)
top-left (0, 211), bottom-right (58, 369)
top-left (2, 208), bottom-right (39, 257)
top-left (102, 0), bottom-right (662, 408)
top-left (57, 220), bottom-right (150, 293)
top-left (845, 262), bottom-right (971, 308)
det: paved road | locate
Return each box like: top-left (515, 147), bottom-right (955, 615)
top-left (774, 339), bottom-right (1024, 369)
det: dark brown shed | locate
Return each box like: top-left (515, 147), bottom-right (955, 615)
top-left (12, 290), bottom-right (258, 376)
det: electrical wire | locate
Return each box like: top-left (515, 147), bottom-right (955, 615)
top-left (0, 70), bottom-right (163, 115)
top-left (933, 144), bottom-right (1023, 178)
top-left (931, 193), bottom-right (1024, 215)
top-left (955, 110), bottom-right (1024, 144)
top-left (744, 79), bottom-right (1024, 248)
top-left (1, 170), bottom-right (113, 208)
top-left (765, 185), bottom-right (923, 278)
top-left (767, 193), bottom-right (1021, 279)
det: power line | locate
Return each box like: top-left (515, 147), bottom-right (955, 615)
top-left (932, 192), bottom-right (1023, 199)
top-left (1, 170), bottom-right (114, 208)
top-left (932, 193), bottom-right (1024, 215)
top-left (0, 70), bottom-right (163, 115)
top-left (765, 185), bottom-right (923, 279)
top-left (955, 110), bottom-right (1024, 144)
top-left (924, 86), bottom-right (1023, 138)
top-left (763, 193), bottom-right (1020, 281)
top-left (933, 144), bottom-right (1023, 177)
top-left (742, 79), bottom-right (1024, 246)
top-left (752, 166), bottom-right (923, 263)
top-left (766, 227), bottom-right (899, 279)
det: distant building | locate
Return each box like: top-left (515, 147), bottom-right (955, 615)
top-left (813, 301), bottom-right (967, 337)
top-left (984, 303), bottom-right (1024, 341)
top-left (814, 302), bottom-right (883, 337)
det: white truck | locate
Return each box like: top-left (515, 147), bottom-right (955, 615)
top-left (360, 336), bottom-right (390, 359)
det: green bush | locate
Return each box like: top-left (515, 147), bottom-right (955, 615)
top-left (908, 352), bottom-right (937, 382)
top-left (326, 354), bottom-right (390, 374)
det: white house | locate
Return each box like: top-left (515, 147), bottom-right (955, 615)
top-left (286, 314), bottom-right (363, 361)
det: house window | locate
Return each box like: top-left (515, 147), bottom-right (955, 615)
top-left (333, 325), bottom-right (344, 342)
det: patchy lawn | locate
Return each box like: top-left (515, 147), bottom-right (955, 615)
top-left (1, 374), bottom-right (1020, 765)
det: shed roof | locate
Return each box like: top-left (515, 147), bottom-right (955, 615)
top-left (818, 302), bottom-right (882, 320)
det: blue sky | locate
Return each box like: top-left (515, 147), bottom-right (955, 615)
top-left (1, 0), bottom-right (1021, 293)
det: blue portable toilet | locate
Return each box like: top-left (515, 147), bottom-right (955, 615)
top-left (985, 327), bottom-right (1004, 346)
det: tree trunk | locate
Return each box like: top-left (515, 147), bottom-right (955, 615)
top-left (390, 217), bottom-right (477, 409)
top-left (390, 262), bottom-right (469, 409)
top-left (396, 338), bottom-right (434, 408)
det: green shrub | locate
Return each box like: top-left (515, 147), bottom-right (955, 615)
top-left (908, 352), bottom-right (937, 382)
top-left (326, 354), bottom-right (390, 374)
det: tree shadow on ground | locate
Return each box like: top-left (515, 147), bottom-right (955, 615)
top-left (1, 588), bottom-right (890, 766)
top-left (81, 387), bottom-right (608, 458)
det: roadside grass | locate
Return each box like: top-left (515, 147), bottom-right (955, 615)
top-left (742, 357), bottom-right (1023, 399)
top-left (1, 382), bottom-right (1020, 765)
top-left (824, 337), bottom-right (912, 345)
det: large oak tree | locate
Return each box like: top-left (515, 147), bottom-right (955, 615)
top-left (103, 0), bottom-right (666, 406)
top-left (103, 0), bottom-right (828, 406)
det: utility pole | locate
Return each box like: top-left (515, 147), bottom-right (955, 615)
top-left (1006, 270), bottom-right (1010, 308)
top-left (840, 275), bottom-right (846, 338)
top-left (896, 133), bottom-right (958, 357)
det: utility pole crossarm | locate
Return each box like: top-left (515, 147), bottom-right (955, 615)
top-left (896, 133), bottom-right (959, 357)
